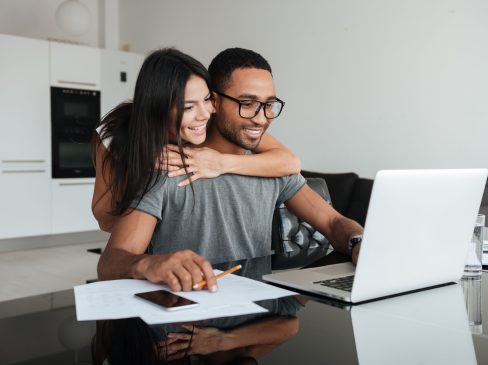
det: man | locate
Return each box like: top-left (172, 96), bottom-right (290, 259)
top-left (98, 48), bottom-right (363, 292)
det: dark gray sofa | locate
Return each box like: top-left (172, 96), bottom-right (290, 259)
top-left (271, 170), bottom-right (488, 270)
top-left (301, 170), bottom-right (488, 226)
top-left (301, 170), bottom-right (373, 226)
top-left (480, 182), bottom-right (488, 219)
top-left (270, 171), bottom-right (373, 269)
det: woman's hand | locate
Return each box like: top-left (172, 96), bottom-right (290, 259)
top-left (163, 324), bottom-right (225, 360)
top-left (161, 144), bottom-right (226, 186)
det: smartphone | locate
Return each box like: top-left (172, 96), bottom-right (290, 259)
top-left (134, 290), bottom-right (199, 311)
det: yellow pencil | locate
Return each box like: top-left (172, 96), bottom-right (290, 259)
top-left (193, 264), bottom-right (242, 290)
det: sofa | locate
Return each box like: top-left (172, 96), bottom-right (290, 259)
top-left (271, 171), bottom-right (374, 269)
top-left (271, 170), bottom-right (488, 269)
top-left (301, 170), bottom-right (488, 225)
top-left (480, 182), bottom-right (488, 219)
top-left (301, 170), bottom-right (374, 226)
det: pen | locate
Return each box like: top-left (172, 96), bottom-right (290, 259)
top-left (193, 264), bottom-right (242, 290)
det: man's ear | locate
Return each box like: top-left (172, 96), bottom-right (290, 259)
top-left (211, 91), bottom-right (220, 109)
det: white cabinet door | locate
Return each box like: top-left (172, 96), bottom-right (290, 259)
top-left (0, 34), bottom-right (50, 163)
top-left (101, 49), bottom-right (144, 116)
top-left (0, 164), bottom-right (51, 239)
top-left (49, 41), bottom-right (101, 90)
top-left (51, 179), bottom-right (99, 234)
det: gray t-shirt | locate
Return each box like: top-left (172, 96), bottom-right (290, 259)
top-left (133, 173), bottom-right (306, 263)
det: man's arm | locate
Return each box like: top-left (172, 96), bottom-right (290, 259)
top-left (284, 184), bottom-right (363, 263)
top-left (97, 209), bottom-right (218, 292)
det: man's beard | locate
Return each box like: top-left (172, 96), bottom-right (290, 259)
top-left (216, 118), bottom-right (268, 151)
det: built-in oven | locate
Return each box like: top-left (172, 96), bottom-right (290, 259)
top-left (51, 87), bottom-right (100, 178)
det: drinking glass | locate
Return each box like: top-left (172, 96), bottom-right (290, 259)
top-left (463, 214), bottom-right (484, 278)
top-left (461, 277), bottom-right (482, 335)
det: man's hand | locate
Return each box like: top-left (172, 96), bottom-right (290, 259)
top-left (139, 249), bottom-right (217, 292)
top-left (351, 242), bottom-right (361, 265)
top-left (160, 144), bottom-right (225, 186)
top-left (164, 324), bottom-right (224, 360)
top-left (97, 210), bottom-right (217, 292)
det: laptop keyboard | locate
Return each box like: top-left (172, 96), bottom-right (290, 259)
top-left (313, 275), bottom-right (355, 292)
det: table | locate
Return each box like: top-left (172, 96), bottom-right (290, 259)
top-left (2, 253), bottom-right (488, 364)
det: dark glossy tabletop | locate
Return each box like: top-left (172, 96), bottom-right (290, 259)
top-left (2, 253), bottom-right (488, 365)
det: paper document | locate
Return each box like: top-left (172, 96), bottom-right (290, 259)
top-left (172, 271), bottom-right (298, 306)
top-left (75, 279), bottom-right (162, 321)
top-left (74, 271), bottom-right (296, 324)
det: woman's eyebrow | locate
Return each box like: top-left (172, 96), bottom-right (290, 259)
top-left (185, 93), bottom-right (212, 103)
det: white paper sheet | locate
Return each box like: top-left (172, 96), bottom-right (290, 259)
top-left (74, 279), bottom-right (162, 320)
top-left (172, 271), bottom-right (298, 306)
top-left (74, 271), bottom-right (297, 324)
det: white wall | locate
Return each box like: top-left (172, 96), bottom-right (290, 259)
top-left (0, 0), bottom-right (99, 47)
top-left (119, 0), bottom-right (488, 178)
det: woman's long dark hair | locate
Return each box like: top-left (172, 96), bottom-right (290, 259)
top-left (93, 48), bottom-right (211, 216)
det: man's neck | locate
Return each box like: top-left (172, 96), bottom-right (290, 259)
top-left (203, 126), bottom-right (248, 155)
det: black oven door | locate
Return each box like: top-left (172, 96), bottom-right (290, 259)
top-left (51, 87), bottom-right (100, 178)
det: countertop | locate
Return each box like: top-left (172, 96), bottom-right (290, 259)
top-left (0, 242), bottom-right (105, 318)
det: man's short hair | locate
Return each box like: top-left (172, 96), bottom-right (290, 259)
top-left (208, 47), bottom-right (272, 92)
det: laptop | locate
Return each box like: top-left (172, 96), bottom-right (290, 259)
top-left (263, 169), bottom-right (488, 303)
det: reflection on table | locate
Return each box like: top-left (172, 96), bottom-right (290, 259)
top-left (91, 255), bottom-right (487, 365)
top-left (92, 295), bottom-right (304, 365)
top-left (351, 284), bottom-right (476, 365)
top-left (461, 277), bottom-right (482, 335)
top-left (2, 254), bottom-right (488, 364)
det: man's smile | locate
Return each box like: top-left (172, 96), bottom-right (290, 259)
top-left (242, 127), bottom-right (264, 138)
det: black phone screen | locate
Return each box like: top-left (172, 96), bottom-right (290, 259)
top-left (134, 290), bottom-right (198, 310)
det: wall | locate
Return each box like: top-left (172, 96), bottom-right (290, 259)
top-left (0, 0), bottom-right (99, 47)
top-left (119, 0), bottom-right (488, 178)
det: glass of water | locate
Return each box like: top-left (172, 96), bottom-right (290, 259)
top-left (461, 277), bottom-right (482, 334)
top-left (463, 214), bottom-right (485, 278)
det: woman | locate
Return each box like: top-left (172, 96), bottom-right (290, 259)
top-left (92, 48), bottom-right (300, 232)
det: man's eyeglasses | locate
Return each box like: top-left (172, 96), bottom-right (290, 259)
top-left (214, 91), bottom-right (285, 119)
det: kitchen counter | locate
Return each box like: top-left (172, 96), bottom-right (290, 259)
top-left (0, 242), bottom-right (105, 319)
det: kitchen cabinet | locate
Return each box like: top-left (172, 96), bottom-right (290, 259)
top-left (49, 42), bottom-right (101, 235)
top-left (0, 165), bottom-right (51, 239)
top-left (0, 35), bottom-right (144, 239)
top-left (51, 179), bottom-right (98, 234)
top-left (0, 34), bottom-right (50, 163)
top-left (49, 41), bottom-right (101, 90)
top-left (101, 49), bottom-right (144, 116)
top-left (0, 34), bottom-right (52, 239)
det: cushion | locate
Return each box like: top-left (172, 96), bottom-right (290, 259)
top-left (271, 177), bottom-right (331, 269)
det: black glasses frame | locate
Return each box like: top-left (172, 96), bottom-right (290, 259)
top-left (214, 91), bottom-right (285, 119)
